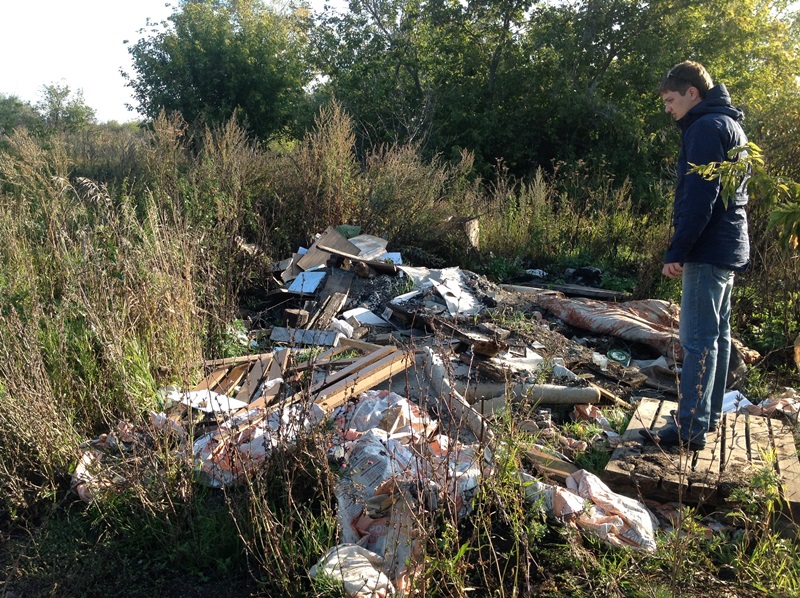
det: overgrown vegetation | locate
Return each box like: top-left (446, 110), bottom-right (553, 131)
top-left (1, 104), bottom-right (798, 596)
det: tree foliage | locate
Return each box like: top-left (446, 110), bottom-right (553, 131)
top-left (312, 0), bottom-right (537, 169)
top-left (35, 83), bottom-right (96, 132)
top-left (126, 0), bottom-right (313, 140)
top-left (0, 94), bottom-right (43, 137)
top-left (312, 0), bottom-right (800, 191)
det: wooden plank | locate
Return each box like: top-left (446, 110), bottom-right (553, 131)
top-left (281, 252), bottom-right (303, 283)
top-left (602, 398), bottom-right (664, 492)
top-left (235, 355), bottom-right (272, 404)
top-left (603, 401), bottom-right (800, 509)
top-left (722, 411), bottom-right (751, 476)
top-left (272, 348), bottom-right (290, 379)
top-left (290, 339), bottom-right (384, 373)
top-left (192, 366), bottom-right (231, 392)
top-left (215, 363), bottom-right (250, 396)
top-left (690, 421), bottom-right (723, 476)
top-left (524, 446), bottom-right (579, 481)
top-left (633, 400), bottom-right (698, 500)
top-left (316, 268), bottom-right (354, 305)
top-left (315, 350), bottom-right (413, 413)
top-left (230, 348), bottom-right (407, 436)
top-left (306, 291), bottom-right (348, 331)
top-left (297, 227), bottom-right (360, 271)
top-left (202, 352), bottom-right (274, 368)
top-left (305, 344), bottom-right (354, 364)
top-left (686, 424), bottom-right (723, 503)
top-left (340, 338), bottom-right (385, 353)
top-left (624, 398), bottom-right (663, 439)
top-left (295, 356), bottom-right (362, 372)
top-left (747, 413), bottom-right (772, 469)
top-left (771, 418), bottom-right (800, 508)
top-left (244, 352), bottom-right (288, 411)
top-left (295, 246), bottom-right (335, 272)
top-left (658, 448), bottom-right (696, 495)
top-left (309, 345), bottom-right (397, 394)
top-left (316, 243), bottom-right (400, 275)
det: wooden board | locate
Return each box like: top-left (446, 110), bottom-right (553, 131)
top-left (315, 349), bottom-right (413, 413)
top-left (603, 398), bottom-right (800, 509)
top-left (316, 268), bottom-right (354, 305)
top-left (309, 345), bottom-right (397, 394)
top-left (297, 227), bottom-right (360, 272)
top-left (281, 252), bottom-right (303, 283)
top-left (501, 282), bottom-right (630, 302)
top-left (212, 363), bottom-right (249, 396)
top-left (772, 418), bottom-right (800, 509)
top-left (202, 352), bottom-right (275, 368)
top-left (192, 366), bottom-right (230, 392)
top-left (236, 355), bottom-right (273, 404)
top-left (525, 446), bottom-right (579, 481)
top-left (306, 291), bottom-right (348, 331)
top-left (316, 243), bottom-right (400, 275)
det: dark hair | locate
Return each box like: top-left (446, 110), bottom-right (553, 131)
top-left (659, 61), bottom-right (713, 98)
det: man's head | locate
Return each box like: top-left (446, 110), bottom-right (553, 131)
top-left (659, 61), bottom-right (713, 121)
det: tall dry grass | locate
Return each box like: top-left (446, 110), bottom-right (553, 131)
top-left (0, 126), bottom-right (205, 523)
top-left (1, 100), bottom-right (798, 596)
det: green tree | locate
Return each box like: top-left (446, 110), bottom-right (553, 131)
top-left (313, 0), bottom-right (536, 171)
top-left (316, 0), bottom-right (800, 191)
top-left (35, 83), bottom-right (96, 132)
top-left (126, 0), bottom-right (313, 140)
top-left (0, 94), bottom-right (43, 137)
top-left (313, 0), bottom-right (433, 150)
top-left (687, 0), bottom-right (800, 180)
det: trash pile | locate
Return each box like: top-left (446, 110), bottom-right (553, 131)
top-left (71, 225), bottom-right (783, 597)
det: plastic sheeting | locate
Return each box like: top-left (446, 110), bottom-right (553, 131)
top-left (520, 470), bottom-right (658, 552)
top-left (536, 292), bottom-right (682, 360)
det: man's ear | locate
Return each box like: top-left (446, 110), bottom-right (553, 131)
top-left (688, 86), bottom-right (700, 101)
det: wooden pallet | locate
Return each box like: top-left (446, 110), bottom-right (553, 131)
top-left (604, 398), bottom-right (800, 509)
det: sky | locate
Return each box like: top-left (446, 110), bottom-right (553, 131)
top-left (0, 1), bottom-right (180, 123)
top-left (0, 0), bottom-right (338, 124)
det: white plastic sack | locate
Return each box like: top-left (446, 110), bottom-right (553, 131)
top-left (309, 544), bottom-right (395, 598)
top-left (566, 470), bottom-right (658, 551)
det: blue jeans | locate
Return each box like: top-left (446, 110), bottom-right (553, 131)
top-left (677, 263), bottom-right (734, 442)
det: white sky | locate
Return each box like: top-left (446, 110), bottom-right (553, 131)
top-left (0, 1), bottom-right (178, 123)
top-left (0, 0), bottom-right (338, 123)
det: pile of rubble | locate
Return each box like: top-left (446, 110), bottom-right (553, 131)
top-left (72, 226), bottom-right (793, 597)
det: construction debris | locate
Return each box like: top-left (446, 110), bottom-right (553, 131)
top-left (69, 225), bottom-right (797, 597)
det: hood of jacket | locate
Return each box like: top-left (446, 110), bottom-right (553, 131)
top-left (678, 83), bottom-right (744, 131)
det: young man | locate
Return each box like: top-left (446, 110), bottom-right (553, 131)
top-left (642, 61), bottom-right (750, 450)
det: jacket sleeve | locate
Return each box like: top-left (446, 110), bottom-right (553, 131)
top-left (664, 117), bottom-right (728, 264)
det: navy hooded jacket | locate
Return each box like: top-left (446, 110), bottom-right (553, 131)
top-left (664, 83), bottom-right (750, 271)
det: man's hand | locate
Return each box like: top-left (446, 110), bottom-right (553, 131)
top-left (662, 262), bottom-right (683, 279)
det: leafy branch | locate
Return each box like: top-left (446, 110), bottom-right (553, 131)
top-left (691, 142), bottom-right (800, 250)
